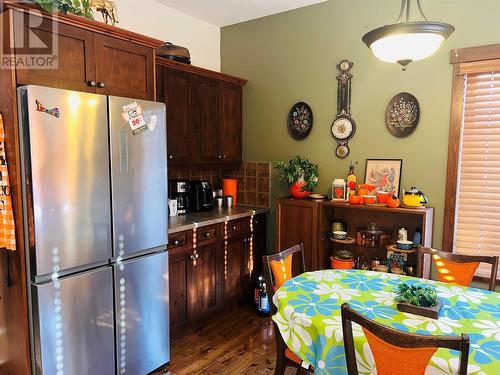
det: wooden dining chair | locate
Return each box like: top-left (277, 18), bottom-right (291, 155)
top-left (262, 243), bottom-right (312, 375)
top-left (341, 303), bottom-right (470, 375)
top-left (417, 246), bottom-right (499, 291)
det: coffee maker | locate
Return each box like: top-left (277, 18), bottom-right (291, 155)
top-left (188, 181), bottom-right (214, 211)
top-left (168, 180), bottom-right (189, 214)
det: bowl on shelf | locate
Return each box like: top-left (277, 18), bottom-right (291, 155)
top-left (362, 195), bottom-right (376, 204)
top-left (332, 231), bottom-right (348, 240)
top-left (397, 240), bottom-right (414, 250)
top-left (348, 195), bottom-right (362, 205)
top-left (373, 264), bottom-right (388, 273)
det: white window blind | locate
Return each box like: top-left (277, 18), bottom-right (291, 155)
top-left (454, 68), bottom-right (500, 277)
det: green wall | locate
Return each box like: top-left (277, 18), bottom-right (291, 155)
top-left (221, 0), bottom-right (500, 251)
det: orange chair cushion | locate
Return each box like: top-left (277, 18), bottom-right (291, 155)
top-left (363, 328), bottom-right (437, 375)
top-left (433, 255), bottom-right (480, 286)
top-left (270, 254), bottom-right (293, 289)
top-left (285, 348), bottom-right (302, 364)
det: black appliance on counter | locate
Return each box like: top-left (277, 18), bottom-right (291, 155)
top-left (188, 180), bottom-right (213, 211)
top-left (169, 180), bottom-right (189, 214)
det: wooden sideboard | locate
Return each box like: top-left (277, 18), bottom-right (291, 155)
top-left (276, 197), bottom-right (434, 272)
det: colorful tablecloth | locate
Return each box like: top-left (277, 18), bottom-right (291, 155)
top-left (272, 269), bottom-right (500, 375)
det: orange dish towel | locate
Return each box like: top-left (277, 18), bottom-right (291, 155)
top-left (0, 114), bottom-right (16, 251)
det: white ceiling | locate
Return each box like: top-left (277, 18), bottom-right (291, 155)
top-left (154, 0), bottom-right (327, 26)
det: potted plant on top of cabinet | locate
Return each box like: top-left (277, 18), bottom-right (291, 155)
top-left (274, 155), bottom-right (319, 198)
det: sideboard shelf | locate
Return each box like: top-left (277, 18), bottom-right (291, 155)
top-left (276, 197), bottom-right (434, 273)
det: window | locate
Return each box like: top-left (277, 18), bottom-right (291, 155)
top-left (444, 45), bottom-right (500, 277)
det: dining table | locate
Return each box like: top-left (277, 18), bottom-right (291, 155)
top-left (272, 269), bottom-right (500, 375)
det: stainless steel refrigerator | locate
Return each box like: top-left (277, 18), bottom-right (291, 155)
top-left (17, 85), bottom-right (169, 375)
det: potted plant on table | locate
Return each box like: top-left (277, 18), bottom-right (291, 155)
top-left (273, 155), bottom-right (319, 199)
top-left (394, 282), bottom-right (441, 319)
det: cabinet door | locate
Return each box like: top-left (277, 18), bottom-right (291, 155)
top-left (252, 214), bottom-right (267, 279)
top-left (193, 77), bottom-right (220, 163)
top-left (94, 34), bottom-right (154, 100)
top-left (224, 237), bottom-right (245, 303)
top-left (13, 11), bottom-right (96, 92)
top-left (168, 249), bottom-right (188, 326)
top-left (220, 83), bottom-right (242, 163)
top-left (277, 199), bottom-right (319, 272)
top-left (187, 244), bottom-right (217, 317)
top-left (163, 67), bottom-right (193, 164)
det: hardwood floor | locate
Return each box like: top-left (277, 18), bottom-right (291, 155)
top-left (153, 304), bottom-right (298, 375)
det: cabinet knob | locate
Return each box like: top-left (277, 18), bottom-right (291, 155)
top-left (87, 80), bottom-right (96, 87)
top-left (222, 155), bottom-right (226, 159)
top-left (204, 232), bottom-right (210, 238)
top-left (217, 155), bottom-right (222, 160)
top-left (173, 239), bottom-right (180, 246)
top-left (169, 155), bottom-right (173, 160)
top-left (97, 82), bottom-right (105, 88)
top-left (232, 225), bottom-right (237, 230)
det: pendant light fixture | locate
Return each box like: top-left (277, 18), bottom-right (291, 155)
top-left (362, 0), bottom-right (454, 70)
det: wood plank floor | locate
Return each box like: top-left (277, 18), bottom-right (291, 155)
top-left (154, 304), bottom-right (298, 375)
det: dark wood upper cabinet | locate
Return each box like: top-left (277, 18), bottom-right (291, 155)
top-left (13, 11), bottom-right (96, 93)
top-left (94, 34), bottom-right (154, 100)
top-left (156, 58), bottom-right (246, 166)
top-left (193, 76), bottom-right (221, 164)
top-left (11, 8), bottom-right (157, 100)
top-left (220, 83), bottom-right (242, 163)
top-left (158, 67), bottom-right (193, 164)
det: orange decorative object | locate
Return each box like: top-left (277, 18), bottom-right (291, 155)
top-left (363, 195), bottom-right (376, 205)
top-left (433, 255), bottom-right (480, 287)
top-left (289, 180), bottom-right (311, 199)
top-left (330, 256), bottom-right (355, 269)
top-left (270, 254), bottom-right (293, 289)
top-left (348, 195), bottom-right (362, 205)
top-left (387, 195), bottom-right (401, 208)
top-left (363, 328), bottom-right (437, 375)
top-left (222, 178), bottom-right (237, 205)
top-left (376, 192), bottom-right (390, 204)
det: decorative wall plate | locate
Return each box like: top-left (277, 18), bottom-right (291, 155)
top-left (288, 102), bottom-right (313, 140)
top-left (386, 92), bottom-right (420, 137)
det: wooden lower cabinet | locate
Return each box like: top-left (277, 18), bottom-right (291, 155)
top-left (223, 236), bottom-right (245, 303)
top-left (187, 244), bottom-right (218, 317)
top-left (275, 198), bottom-right (320, 271)
top-left (169, 215), bottom-right (266, 338)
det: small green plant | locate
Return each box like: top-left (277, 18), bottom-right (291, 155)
top-left (273, 155), bottom-right (319, 191)
top-left (29, 0), bottom-right (94, 19)
top-left (394, 282), bottom-right (438, 307)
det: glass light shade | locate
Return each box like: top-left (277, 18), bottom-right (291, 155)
top-left (370, 32), bottom-right (444, 63)
top-left (362, 21), bottom-right (454, 68)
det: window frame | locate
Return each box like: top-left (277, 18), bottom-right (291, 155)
top-left (443, 43), bottom-right (500, 252)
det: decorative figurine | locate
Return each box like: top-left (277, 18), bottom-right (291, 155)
top-left (90, 0), bottom-right (118, 25)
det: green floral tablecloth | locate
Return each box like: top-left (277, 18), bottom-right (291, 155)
top-left (272, 269), bottom-right (500, 375)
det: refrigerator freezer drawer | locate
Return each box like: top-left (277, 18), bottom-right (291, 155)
top-left (32, 267), bottom-right (115, 375)
top-left (108, 96), bottom-right (167, 257)
top-left (18, 85), bottom-right (112, 279)
top-left (114, 251), bottom-right (169, 374)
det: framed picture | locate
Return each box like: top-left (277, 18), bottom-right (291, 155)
top-left (364, 159), bottom-right (403, 196)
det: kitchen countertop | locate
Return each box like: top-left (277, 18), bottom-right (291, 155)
top-left (168, 205), bottom-right (269, 234)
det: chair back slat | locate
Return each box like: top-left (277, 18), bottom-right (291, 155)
top-left (262, 243), bottom-right (306, 314)
top-left (417, 247), bottom-right (499, 291)
top-left (341, 303), bottom-right (470, 375)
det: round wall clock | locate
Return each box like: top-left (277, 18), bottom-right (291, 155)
top-left (335, 142), bottom-right (350, 159)
top-left (385, 92), bottom-right (420, 137)
top-left (287, 101), bottom-right (313, 140)
top-left (331, 59), bottom-right (356, 158)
